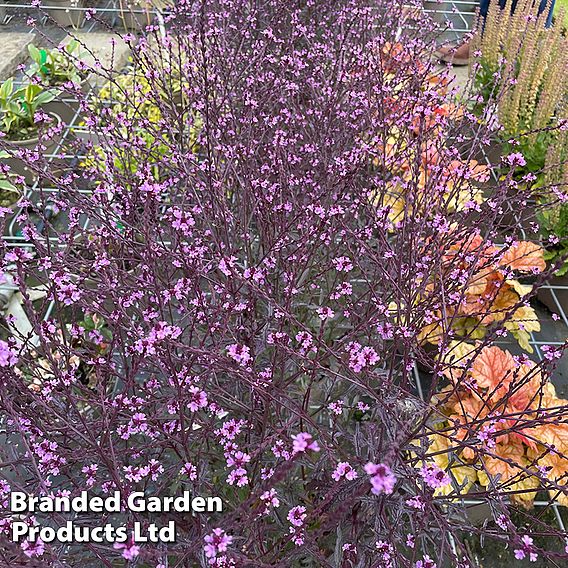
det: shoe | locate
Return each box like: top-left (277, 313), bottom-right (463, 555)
top-left (434, 42), bottom-right (470, 66)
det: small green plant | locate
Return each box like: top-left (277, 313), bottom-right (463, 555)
top-left (0, 78), bottom-right (57, 140)
top-left (83, 68), bottom-right (201, 187)
top-left (85, 70), bottom-right (170, 181)
top-left (77, 313), bottom-right (113, 352)
top-left (28, 40), bottom-right (85, 87)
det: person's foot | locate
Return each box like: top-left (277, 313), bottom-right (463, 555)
top-left (434, 41), bottom-right (470, 66)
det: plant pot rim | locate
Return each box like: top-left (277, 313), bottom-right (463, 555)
top-left (2, 113), bottom-right (62, 146)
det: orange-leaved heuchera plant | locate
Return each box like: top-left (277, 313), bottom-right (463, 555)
top-left (379, 152), bottom-right (489, 225)
top-left (429, 343), bottom-right (568, 508)
top-left (418, 236), bottom-right (546, 352)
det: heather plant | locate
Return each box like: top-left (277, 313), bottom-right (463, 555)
top-left (470, 0), bottom-right (568, 274)
top-left (538, 126), bottom-right (568, 274)
top-left (0, 1), bottom-right (567, 567)
top-left (471, 0), bottom-right (568, 176)
top-left (471, 0), bottom-right (568, 137)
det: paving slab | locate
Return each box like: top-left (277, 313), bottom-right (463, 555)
top-left (450, 64), bottom-right (470, 93)
top-left (64, 32), bottom-right (131, 85)
top-left (0, 32), bottom-right (35, 80)
top-left (432, 62), bottom-right (471, 94)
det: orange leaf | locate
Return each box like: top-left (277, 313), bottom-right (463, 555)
top-left (499, 242), bottom-right (546, 273)
top-left (470, 346), bottom-right (517, 390)
top-left (481, 443), bottom-right (526, 481)
top-left (536, 423), bottom-right (568, 452)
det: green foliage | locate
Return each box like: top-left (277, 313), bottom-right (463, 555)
top-left (77, 313), bottom-right (114, 349)
top-left (502, 131), bottom-right (553, 184)
top-left (84, 68), bottom-right (201, 184)
top-left (472, 58), bottom-right (500, 109)
top-left (85, 71), bottom-right (171, 182)
top-left (539, 203), bottom-right (568, 275)
top-left (0, 78), bottom-right (57, 140)
top-left (28, 40), bottom-right (85, 87)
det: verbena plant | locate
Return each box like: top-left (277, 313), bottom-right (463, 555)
top-left (0, 1), bottom-right (567, 566)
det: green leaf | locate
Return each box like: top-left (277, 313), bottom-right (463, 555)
top-left (66, 39), bottom-right (79, 55)
top-left (12, 86), bottom-right (26, 101)
top-left (27, 44), bottom-right (42, 64)
top-left (34, 90), bottom-right (57, 106)
top-left (0, 179), bottom-right (17, 192)
top-left (0, 78), bottom-right (13, 101)
top-left (24, 84), bottom-right (41, 104)
top-left (4, 115), bottom-right (15, 133)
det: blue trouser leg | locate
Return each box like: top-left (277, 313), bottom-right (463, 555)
top-left (478, 0), bottom-right (555, 27)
